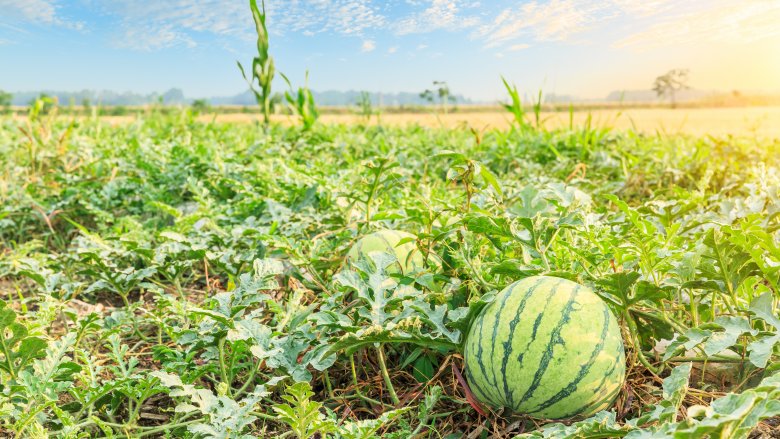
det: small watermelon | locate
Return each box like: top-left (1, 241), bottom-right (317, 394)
top-left (463, 276), bottom-right (625, 420)
top-left (346, 230), bottom-right (424, 274)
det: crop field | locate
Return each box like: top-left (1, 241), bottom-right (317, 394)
top-left (65, 105), bottom-right (780, 139)
top-left (1, 100), bottom-right (780, 438)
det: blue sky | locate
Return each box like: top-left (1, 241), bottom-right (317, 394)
top-left (1, 0), bottom-right (780, 100)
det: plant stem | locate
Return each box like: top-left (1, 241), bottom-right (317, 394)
top-left (322, 370), bottom-right (335, 399)
top-left (217, 337), bottom-right (233, 397)
top-left (665, 356), bottom-right (746, 363)
top-left (350, 354), bottom-right (386, 407)
top-left (250, 410), bottom-right (279, 421)
top-left (625, 313), bottom-right (661, 375)
top-left (234, 359), bottom-right (263, 398)
top-left (136, 419), bottom-right (201, 437)
top-left (376, 345), bottom-right (400, 405)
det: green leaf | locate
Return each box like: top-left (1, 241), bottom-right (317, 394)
top-left (663, 362), bottom-right (692, 407)
top-left (747, 334), bottom-right (780, 368)
top-left (412, 355), bottom-right (435, 383)
top-left (0, 301), bottom-right (47, 378)
top-left (701, 316), bottom-right (757, 357)
top-left (750, 292), bottom-right (780, 329)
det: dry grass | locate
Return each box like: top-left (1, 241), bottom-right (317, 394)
top-left (73, 105), bottom-right (780, 138)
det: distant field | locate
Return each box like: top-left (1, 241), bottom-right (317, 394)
top-left (78, 105), bottom-right (780, 138)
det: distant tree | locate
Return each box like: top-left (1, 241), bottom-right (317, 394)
top-left (420, 81), bottom-right (456, 114)
top-left (0, 90), bottom-right (12, 114)
top-left (191, 99), bottom-right (211, 114)
top-left (270, 92), bottom-right (284, 113)
top-left (82, 97), bottom-right (92, 114)
top-left (653, 69), bottom-right (690, 108)
top-left (162, 88), bottom-right (185, 104)
top-left (355, 91), bottom-right (375, 122)
top-left (109, 105), bottom-right (128, 116)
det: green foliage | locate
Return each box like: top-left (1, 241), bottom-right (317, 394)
top-left (0, 106), bottom-right (779, 436)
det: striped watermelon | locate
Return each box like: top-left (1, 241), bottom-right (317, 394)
top-left (463, 276), bottom-right (625, 420)
top-left (346, 230), bottom-right (424, 274)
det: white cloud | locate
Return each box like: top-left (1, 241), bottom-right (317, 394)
top-left (361, 39), bottom-right (376, 52)
top-left (388, 46), bottom-right (399, 54)
top-left (470, 0), bottom-right (682, 49)
top-left (0, 0), bottom-right (57, 23)
top-left (470, 0), bottom-right (778, 53)
top-left (0, 0), bottom-right (83, 30)
top-left (395, 0), bottom-right (479, 35)
top-left (475, 0), bottom-right (609, 47)
top-left (94, 0), bottom-right (386, 50)
top-left (10, 0), bottom-right (755, 55)
top-left (509, 43), bottom-right (530, 51)
top-left (610, 0), bottom-right (675, 17)
top-left (117, 24), bottom-right (196, 51)
top-left (615, 0), bottom-right (780, 50)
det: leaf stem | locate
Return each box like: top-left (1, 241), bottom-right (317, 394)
top-left (376, 345), bottom-right (400, 405)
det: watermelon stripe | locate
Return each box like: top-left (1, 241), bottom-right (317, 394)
top-left (499, 278), bottom-right (551, 407)
top-left (464, 360), bottom-right (492, 404)
top-left (469, 315), bottom-right (503, 404)
top-left (486, 280), bottom-right (518, 398)
top-left (517, 283), bottom-right (581, 406)
top-left (528, 304), bottom-right (610, 415)
top-left (568, 380), bottom-right (622, 419)
top-left (554, 318), bottom-right (625, 418)
top-left (517, 313), bottom-right (544, 366)
top-left (565, 337), bottom-right (624, 417)
top-left (475, 277), bottom-right (546, 405)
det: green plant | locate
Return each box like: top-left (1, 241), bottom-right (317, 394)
top-left (501, 76), bottom-right (528, 130)
top-left (28, 94), bottom-right (56, 117)
top-left (0, 301), bottom-right (47, 379)
top-left (238, 0), bottom-right (276, 126)
top-left (273, 382), bottom-right (335, 438)
top-left (281, 71), bottom-right (319, 131)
